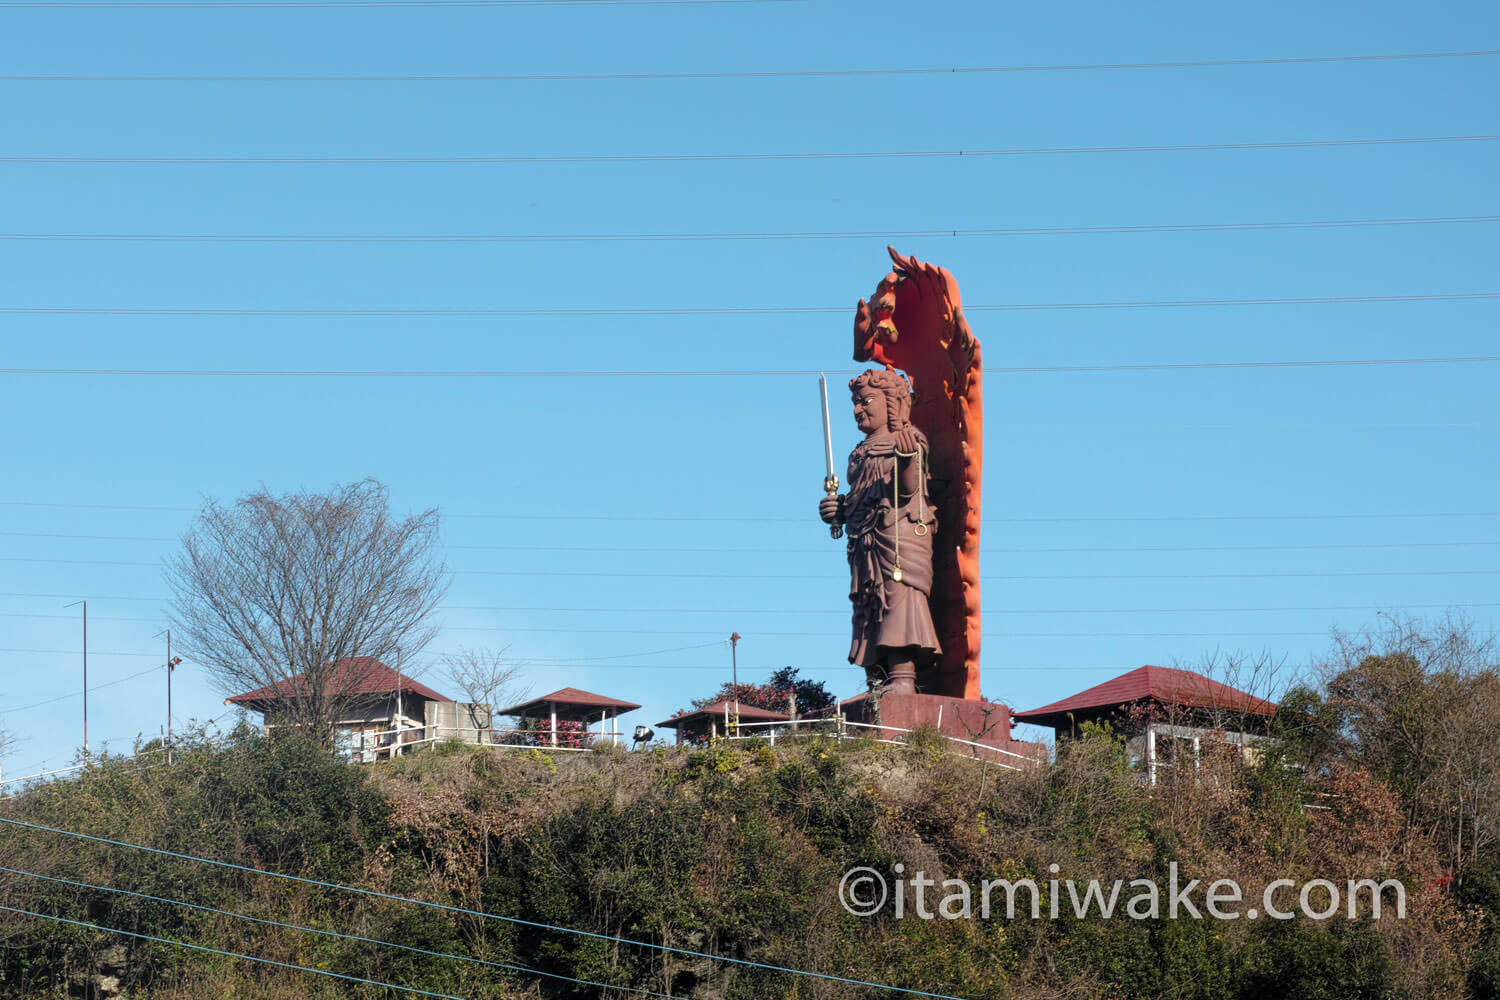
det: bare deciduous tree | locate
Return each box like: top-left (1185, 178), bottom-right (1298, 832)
top-left (166, 479), bottom-right (448, 742)
top-left (1319, 614), bottom-right (1500, 882)
top-left (442, 646), bottom-right (529, 724)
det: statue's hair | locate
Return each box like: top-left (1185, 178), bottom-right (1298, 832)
top-left (850, 368), bottom-right (915, 432)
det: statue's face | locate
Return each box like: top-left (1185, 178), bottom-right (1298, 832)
top-left (852, 386), bottom-right (887, 436)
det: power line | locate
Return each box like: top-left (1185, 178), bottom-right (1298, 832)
top-left (5, 48), bottom-right (1498, 81)
top-left (2, 292), bottom-right (1494, 317)
top-left (0, 0), bottom-right (797, 7)
top-left (0, 867), bottom-right (680, 1000)
top-left (5, 592), bottom-right (1492, 617)
top-left (0, 904), bottom-right (476, 1000)
top-left (0, 666), bottom-right (162, 715)
top-left (3, 591), bottom-right (1491, 617)
top-left (4, 133), bottom-right (1497, 165)
top-left (0, 611), bottom-right (1488, 641)
top-left (6, 500), bottom-right (1500, 522)
top-left (1, 213), bottom-right (1494, 243)
top-left (458, 567), bottom-right (1500, 581)
top-left (6, 526), bottom-right (1500, 555)
top-left (6, 355), bottom-right (1500, 379)
top-left (5, 554), bottom-right (1500, 580)
top-left (0, 815), bottom-right (970, 1000)
top-left (3, 607), bottom-right (1496, 637)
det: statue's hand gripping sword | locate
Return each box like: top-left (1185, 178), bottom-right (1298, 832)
top-left (819, 373), bottom-right (843, 539)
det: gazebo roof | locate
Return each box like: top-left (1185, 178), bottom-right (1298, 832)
top-left (1013, 665), bottom-right (1276, 728)
top-left (494, 687), bottom-right (642, 721)
top-left (226, 657), bottom-right (451, 712)
top-left (657, 699), bottom-right (791, 729)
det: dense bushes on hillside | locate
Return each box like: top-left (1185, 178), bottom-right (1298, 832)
top-left (0, 622), bottom-right (1495, 999)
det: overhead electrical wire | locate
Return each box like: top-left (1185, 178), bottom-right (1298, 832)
top-left (7, 526), bottom-right (1500, 555)
top-left (0, 0), bottom-right (798, 8)
top-left (4, 48), bottom-right (1496, 81)
top-left (0, 904), bottom-right (492, 1000)
top-left (0, 814), bottom-right (971, 1000)
top-left (0, 867), bottom-right (682, 1000)
top-left (4, 601), bottom-right (1498, 623)
top-left (0, 666), bottom-right (165, 715)
top-left (2, 214), bottom-right (1495, 243)
top-left (4, 133), bottom-right (1498, 165)
top-left (5, 500), bottom-right (1500, 522)
top-left (7, 356), bottom-right (1500, 379)
top-left (2, 291), bottom-right (1496, 317)
top-left (4, 593), bottom-right (1494, 621)
top-left (5, 554), bottom-right (1500, 581)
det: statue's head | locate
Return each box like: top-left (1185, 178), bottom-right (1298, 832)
top-left (849, 368), bottom-right (913, 435)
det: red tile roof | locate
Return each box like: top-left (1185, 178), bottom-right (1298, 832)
top-left (494, 687), bottom-right (642, 718)
top-left (657, 699), bottom-right (791, 728)
top-left (226, 657), bottom-right (450, 707)
top-left (1013, 665), bottom-right (1276, 726)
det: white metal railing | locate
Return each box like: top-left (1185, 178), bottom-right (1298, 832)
top-left (709, 713), bottom-right (1039, 771)
top-left (0, 762), bottom-right (90, 788)
top-left (342, 723), bottom-right (625, 761)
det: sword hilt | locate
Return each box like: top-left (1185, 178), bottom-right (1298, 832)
top-left (823, 475), bottom-right (843, 539)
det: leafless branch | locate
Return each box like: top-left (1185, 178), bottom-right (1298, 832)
top-left (441, 646), bottom-right (530, 713)
top-left (165, 479), bottom-right (448, 742)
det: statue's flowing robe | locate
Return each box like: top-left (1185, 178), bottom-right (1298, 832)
top-left (844, 434), bottom-right (942, 667)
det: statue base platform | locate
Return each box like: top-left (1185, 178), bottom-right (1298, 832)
top-left (839, 690), bottom-right (1045, 761)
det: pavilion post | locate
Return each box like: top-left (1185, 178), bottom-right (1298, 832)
top-left (1146, 727), bottom-right (1158, 786)
top-left (550, 704), bottom-right (558, 747)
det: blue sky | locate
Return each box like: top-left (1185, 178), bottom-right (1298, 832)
top-left (0, 0), bottom-right (1497, 776)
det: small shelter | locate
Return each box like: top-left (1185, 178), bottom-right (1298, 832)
top-left (493, 687), bottom-right (642, 747)
top-left (225, 657), bottom-right (485, 760)
top-left (656, 699), bottom-right (790, 744)
top-left (1012, 664), bottom-right (1277, 784)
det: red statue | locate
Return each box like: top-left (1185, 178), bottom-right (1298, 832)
top-left (846, 247), bottom-right (983, 700)
top-left (820, 369), bottom-right (943, 696)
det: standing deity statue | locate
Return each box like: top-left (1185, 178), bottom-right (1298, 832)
top-left (819, 368), bottom-right (941, 695)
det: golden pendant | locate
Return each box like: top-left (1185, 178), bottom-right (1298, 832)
top-left (892, 567), bottom-right (903, 582)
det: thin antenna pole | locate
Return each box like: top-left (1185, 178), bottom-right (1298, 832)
top-left (65, 600), bottom-right (87, 755)
top-left (166, 629), bottom-right (172, 766)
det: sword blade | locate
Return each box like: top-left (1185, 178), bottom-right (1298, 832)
top-left (818, 373), bottom-right (836, 478)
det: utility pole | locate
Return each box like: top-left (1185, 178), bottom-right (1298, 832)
top-left (155, 629), bottom-right (182, 765)
top-left (65, 600), bottom-right (87, 756)
top-left (729, 632), bottom-right (741, 735)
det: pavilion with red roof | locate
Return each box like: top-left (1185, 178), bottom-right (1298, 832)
top-left (656, 699), bottom-right (790, 745)
top-left (494, 687), bottom-right (642, 748)
top-left (1013, 665), bottom-right (1277, 784)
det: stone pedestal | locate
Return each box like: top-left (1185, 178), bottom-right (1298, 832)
top-left (840, 690), bottom-right (1045, 760)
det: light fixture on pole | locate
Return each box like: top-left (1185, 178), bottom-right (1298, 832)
top-left (153, 629), bottom-right (183, 765)
top-left (729, 632), bottom-right (741, 735)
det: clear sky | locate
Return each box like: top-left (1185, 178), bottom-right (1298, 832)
top-left (0, 0), bottom-right (1497, 777)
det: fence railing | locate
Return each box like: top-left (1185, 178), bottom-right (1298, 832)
top-left (343, 723), bottom-right (625, 761)
top-left (710, 714), bottom-right (1040, 771)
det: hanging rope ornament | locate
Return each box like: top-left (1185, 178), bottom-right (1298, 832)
top-left (890, 441), bottom-right (929, 583)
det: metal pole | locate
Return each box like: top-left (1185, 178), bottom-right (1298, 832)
top-left (729, 632), bottom-right (741, 734)
top-left (66, 601), bottom-right (87, 755)
top-left (166, 629), bottom-right (173, 766)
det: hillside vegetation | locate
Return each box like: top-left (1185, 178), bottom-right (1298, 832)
top-left (1, 628), bottom-right (1497, 999)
